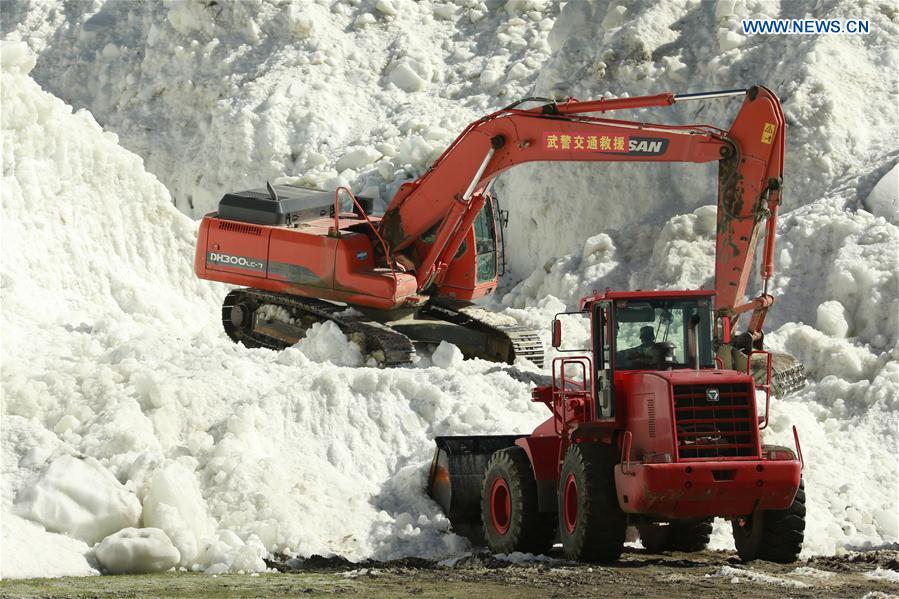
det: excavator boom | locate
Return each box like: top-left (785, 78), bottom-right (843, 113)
top-left (380, 86), bottom-right (784, 332)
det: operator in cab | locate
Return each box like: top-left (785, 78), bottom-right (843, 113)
top-left (618, 325), bottom-right (658, 369)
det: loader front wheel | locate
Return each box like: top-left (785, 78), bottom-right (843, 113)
top-left (732, 479), bottom-right (805, 563)
top-left (558, 443), bottom-right (626, 562)
top-left (481, 447), bottom-right (554, 555)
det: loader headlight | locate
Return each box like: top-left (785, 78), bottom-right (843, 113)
top-left (763, 447), bottom-right (796, 461)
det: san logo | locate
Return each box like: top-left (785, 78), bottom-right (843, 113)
top-left (625, 136), bottom-right (669, 155)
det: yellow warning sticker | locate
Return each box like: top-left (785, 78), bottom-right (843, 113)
top-left (761, 122), bottom-right (776, 144)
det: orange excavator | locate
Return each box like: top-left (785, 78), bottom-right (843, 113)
top-left (194, 85), bottom-right (804, 396)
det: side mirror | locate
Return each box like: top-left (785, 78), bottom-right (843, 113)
top-left (551, 319), bottom-right (562, 348)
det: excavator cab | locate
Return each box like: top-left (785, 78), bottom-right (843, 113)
top-left (436, 194), bottom-right (506, 299)
top-left (472, 195), bottom-right (500, 283)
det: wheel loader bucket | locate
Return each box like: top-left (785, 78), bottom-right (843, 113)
top-left (428, 435), bottom-right (523, 542)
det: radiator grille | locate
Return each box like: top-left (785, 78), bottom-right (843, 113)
top-left (218, 221), bottom-right (263, 236)
top-left (673, 382), bottom-right (757, 459)
top-left (648, 397), bottom-right (656, 438)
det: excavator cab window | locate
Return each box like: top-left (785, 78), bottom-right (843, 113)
top-left (473, 198), bottom-right (498, 283)
top-left (614, 298), bottom-right (713, 370)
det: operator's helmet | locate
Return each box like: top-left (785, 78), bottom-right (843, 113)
top-left (640, 326), bottom-right (655, 345)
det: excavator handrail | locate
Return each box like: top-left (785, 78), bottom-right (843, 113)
top-left (334, 187), bottom-right (399, 285)
top-left (498, 109), bottom-right (730, 135)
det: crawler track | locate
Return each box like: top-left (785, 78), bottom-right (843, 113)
top-left (222, 289), bottom-right (416, 366)
top-left (420, 300), bottom-right (545, 368)
top-left (221, 289), bottom-right (545, 369)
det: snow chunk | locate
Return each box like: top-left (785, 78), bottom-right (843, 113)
top-left (95, 528), bottom-right (180, 574)
top-left (374, 0), bottom-right (398, 16)
top-left (14, 456), bottom-right (141, 545)
top-left (294, 321), bottom-right (364, 366)
top-left (1, 510), bottom-right (96, 579)
top-left (0, 41), bottom-right (36, 74)
top-left (815, 301), bottom-right (849, 338)
top-left (864, 163), bottom-right (898, 224)
top-left (431, 341), bottom-right (464, 369)
top-left (387, 59), bottom-right (431, 92)
top-left (335, 147), bottom-right (382, 172)
top-left (199, 530), bottom-right (267, 574)
top-left (141, 461), bottom-right (215, 567)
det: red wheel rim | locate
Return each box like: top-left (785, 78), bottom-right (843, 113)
top-left (489, 477), bottom-right (512, 535)
top-left (563, 473), bottom-right (578, 534)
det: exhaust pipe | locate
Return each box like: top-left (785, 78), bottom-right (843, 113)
top-left (689, 314), bottom-right (702, 371)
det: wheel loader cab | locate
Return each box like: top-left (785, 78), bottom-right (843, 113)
top-left (575, 291), bottom-right (715, 420)
top-left (610, 296), bottom-right (714, 372)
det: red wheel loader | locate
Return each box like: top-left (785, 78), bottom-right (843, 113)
top-left (194, 86), bottom-right (805, 398)
top-left (427, 87), bottom-right (806, 562)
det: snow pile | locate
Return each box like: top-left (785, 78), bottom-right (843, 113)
top-left (1, 0), bottom-right (898, 581)
top-left (1, 41), bottom-right (550, 577)
top-left (4, 0), bottom-right (560, 216)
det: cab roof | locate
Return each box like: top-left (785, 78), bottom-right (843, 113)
top-left (580, 289), bottom-right (715, 310)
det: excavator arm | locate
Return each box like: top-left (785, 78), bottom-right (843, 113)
top-left (379, 86), bottom-right (785, 340)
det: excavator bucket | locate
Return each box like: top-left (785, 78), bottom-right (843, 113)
top-left (427, 435), bottom-right (523, 543)
top-left (742, 350), bottom-right (807, 399)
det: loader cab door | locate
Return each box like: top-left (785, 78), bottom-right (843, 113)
top-left (592, 302), bottom-right (615, 418)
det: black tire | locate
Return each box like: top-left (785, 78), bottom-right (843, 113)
top-left (481, 447), bottom-right (555, 554)
top-left (558, 443), bottom-right (626, 562)
top-left (732, 479), bottom-right (805, 563)
top-left (638, 519), bottom-right (712, 552)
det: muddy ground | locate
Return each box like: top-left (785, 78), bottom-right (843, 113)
top-left (2, 548), bottom-right (897, 598)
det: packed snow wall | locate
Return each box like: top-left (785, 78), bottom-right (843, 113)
top-left (2, 0), bottom-right (898, 579)
top-left (5, 0), bottom-right (561, 217)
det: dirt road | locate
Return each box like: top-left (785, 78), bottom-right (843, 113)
top-left (2, 548), bottom-right (897, 598)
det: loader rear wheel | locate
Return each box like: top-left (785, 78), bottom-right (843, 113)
top-left (732, 479), bottom-right (805, 563)
top-left (638, 518), bottom-right (712, 553)
top-left (558, 443), bottom-right (626, 562)
top-left (481, 447), bottom-right (554, 555)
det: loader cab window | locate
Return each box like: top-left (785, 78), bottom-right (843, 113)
top-left (614, 298), bottom-right (713, 370)
top-left (473, 199), bottom-right (498, 283)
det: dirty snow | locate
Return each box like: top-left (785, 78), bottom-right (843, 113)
top-left (2, 0), bottom-right (897, 579)
top-left (708, 565), bottom-right (810, 588)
